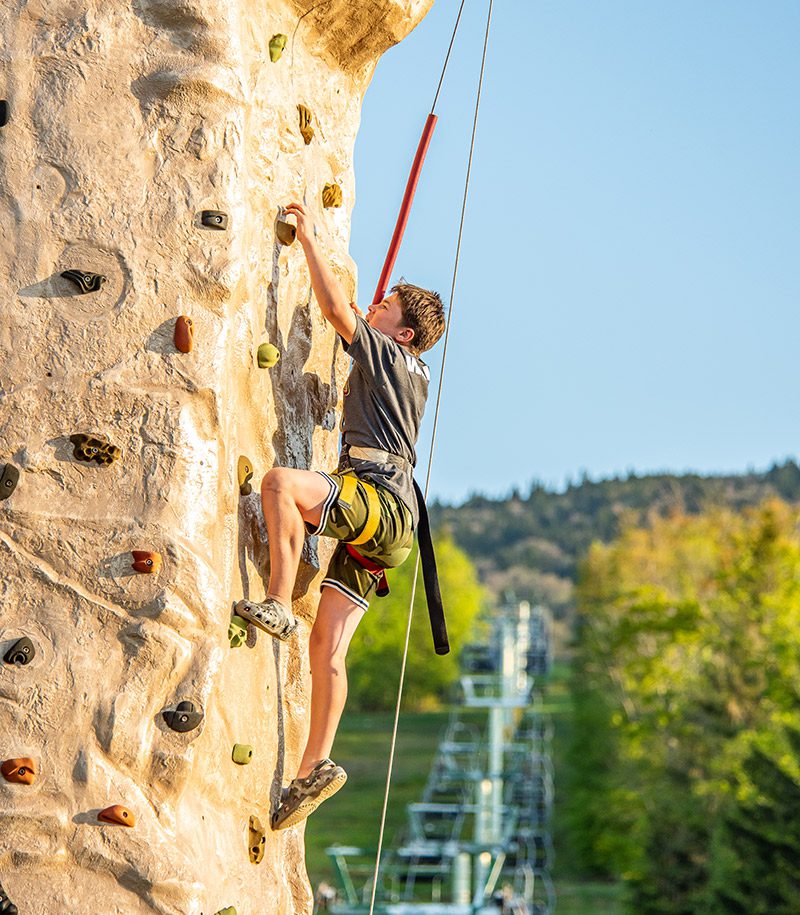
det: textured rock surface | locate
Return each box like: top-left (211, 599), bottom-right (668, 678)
top-left (0, 1), bottom-right (431, 912)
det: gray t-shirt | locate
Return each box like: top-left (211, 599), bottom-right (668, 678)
top-left (338, 315), bottom-right (430, 526)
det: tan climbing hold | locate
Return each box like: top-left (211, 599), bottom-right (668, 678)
top-left (98, 805), bottom-right (136, 827)
top-left (174, 316), bottom-right (194, 353)
top-left (276, 218), bottom-right (296, 246)
top-left (249, 814), bottom-right (266, 864)
top-left (1, 757), bottom-right (37, 785)
top-left (297, 105), bottom-right (314, 145)
top-left (322, 183), bottom-right (342, 208)
top-left (131, 550), bottom-right (162, 574)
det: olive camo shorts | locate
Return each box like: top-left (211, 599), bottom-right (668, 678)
top-left (306, 471), bottom-right (414, 610)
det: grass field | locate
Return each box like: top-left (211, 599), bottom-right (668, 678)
top-left (303, 668), bottom-right (626, 914)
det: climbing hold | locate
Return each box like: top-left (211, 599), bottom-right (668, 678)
top-left (98, 805), bottom-right (135, 827)
top-left (215, 908), bottom-right (236, 915)
top-left (201, 210), bottom-right (229, 230)
top-left (237, 456), bottom-right (254, 496)
top-left (0, 463), bottom-right (19, 500)
top-left (257, 342), bottom-right (280, 369)
top-left (163, 700), bottom-right (203, 733)
top-left (1, 758), bottom-right (37, 786)
top-left (248, 815), bottom-right (266, 864)
top-left (232, 744), bottom-right (253, 766)
top-left (276, 218), bottom-right (296, 246)
top-left (269, 34), bottom-right (287, 62)
top-left (0, 880), bottom-right (18, 915)
top-left (131, 550), bottom-right (162, 574)
top-left (297, 105), bottom-right (314, 145)
top-left (228, 614), bottom-right (248, 648)
top-left (60, 270), bottom-right (106, 294)
top-left (0, 101), bottom-right (8, 128)
top-left (174, 316), bottom-right (194, 353)
top-left (69, 434), bottom-right (121, 466)
top-left (3, 637), bottom-right (35, 666)
top-left (322, 183), bottom-right (342, 209)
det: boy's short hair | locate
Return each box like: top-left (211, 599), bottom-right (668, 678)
top-left (392, 281), bottom-right (445, 355)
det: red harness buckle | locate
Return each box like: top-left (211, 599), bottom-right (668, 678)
top-left (345, 544), bottom-right (390, 597)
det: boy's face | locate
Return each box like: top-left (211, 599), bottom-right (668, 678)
top-left (365, 293), bottom-right (414, 347)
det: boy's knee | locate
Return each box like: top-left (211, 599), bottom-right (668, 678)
top-left (309, 622), bottom-right (348, 666)
top-left (261, 467), bottom-right (290, 497)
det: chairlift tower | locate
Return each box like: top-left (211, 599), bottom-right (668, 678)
top-left (324, 601), bottom-right (555, 915)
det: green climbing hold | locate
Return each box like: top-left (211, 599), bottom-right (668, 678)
top-left (257, 343), bottom-right (280, 368)
top-left (228, 614), bottom-right (248, 648)
top-left (214, 907), bottom-right (237, 915)
top-left (232, 744), bottom-right (253, 765)
top-left (269, 34), bottom-right (287, 62)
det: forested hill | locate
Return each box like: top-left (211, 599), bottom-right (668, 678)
top-left (429, 460), bottom-right (800, 621)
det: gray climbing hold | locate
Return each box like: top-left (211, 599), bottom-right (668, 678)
top-left (0, 464), bottom-right (19, 500)
top-left (0, 102), bottom-right (8, 129)
top-left (61, 270), bottom-right (106, 294)
top-left (3, 638), bottom-right (35, 666)
top-left (201, 210), bottom-right (229, 230)
top-left (0, 879), bottom-right (18, 915)
top-left (162, 700), bottom-right (203, 733)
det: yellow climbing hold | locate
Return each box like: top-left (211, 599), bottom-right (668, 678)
top-left (298, 104), bottom-right (314, 145)
top-left (322, 183), bottom-right (342, 208)
top-left (269, 34), bottom-right (287, 62)
top-left (237, 456), bottom-right (254, 495)
top-left (257, 343), bottom-right (280, 368)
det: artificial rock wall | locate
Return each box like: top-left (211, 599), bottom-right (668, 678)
top-left (0, 1), bottom-right (432, 912)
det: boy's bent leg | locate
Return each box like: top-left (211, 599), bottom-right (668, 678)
top-left (260, 467), bottom-right (334, 607)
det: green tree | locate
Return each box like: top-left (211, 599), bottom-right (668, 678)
top-left (346, 530), bottom-right (486, 711)
top-left (569, 500), bottom-right (800, 913)
top-left (709, 727), bottom-right (800, 914)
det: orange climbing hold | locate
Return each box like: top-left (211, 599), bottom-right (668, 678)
top-left (98, 805), bottom-right (136, 827)
top-left (131, 550), bottom-right (162, 574)
top-left (1, 758), bottom-right (37, 785)
top-left (175, 316), bottom-right (194, 353)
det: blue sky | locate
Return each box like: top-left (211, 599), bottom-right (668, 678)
top-left (349, 1), bottom-right (799, 504)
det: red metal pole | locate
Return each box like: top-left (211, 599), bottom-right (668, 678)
top-left (372, 113), bottom-right (438, 304)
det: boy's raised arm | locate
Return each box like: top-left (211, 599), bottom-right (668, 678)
top-left (284, 202), bottom-right (357, 344)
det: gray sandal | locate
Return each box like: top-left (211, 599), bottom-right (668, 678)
top-left (233, 598), bottom-right (298, 641)
top-left (272, 758), bottom-right (348, 830)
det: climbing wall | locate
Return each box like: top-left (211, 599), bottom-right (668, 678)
top-left (0, 1), bottom-right (432, 912)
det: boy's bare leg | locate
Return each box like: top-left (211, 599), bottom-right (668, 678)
top-left (297, 586), bottom-right (365, 778)
top-left (260, 467), bottom-right (332, 606)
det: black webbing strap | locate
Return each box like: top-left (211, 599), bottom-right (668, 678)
top-left (414, 479), bottom-right (449, 655)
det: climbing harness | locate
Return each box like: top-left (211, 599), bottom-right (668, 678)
top-left (368, 0), bottom-right (495, 911)
top-left (338, 473), bottom-right (382, 545)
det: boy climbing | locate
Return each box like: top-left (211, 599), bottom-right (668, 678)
top-left (234, 201), bottom-right (446, 830)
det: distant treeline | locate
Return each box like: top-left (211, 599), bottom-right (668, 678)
top-left (430, 460), bottom-right (800, 622)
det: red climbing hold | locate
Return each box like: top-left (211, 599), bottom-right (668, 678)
top-left (131, 550), bottom-right (162, 574)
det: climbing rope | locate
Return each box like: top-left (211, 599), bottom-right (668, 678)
top-left (367, 1), bottom-right (495, 910)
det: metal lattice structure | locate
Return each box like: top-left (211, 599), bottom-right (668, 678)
top-left (323, 601), bottom-right (555, 915)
